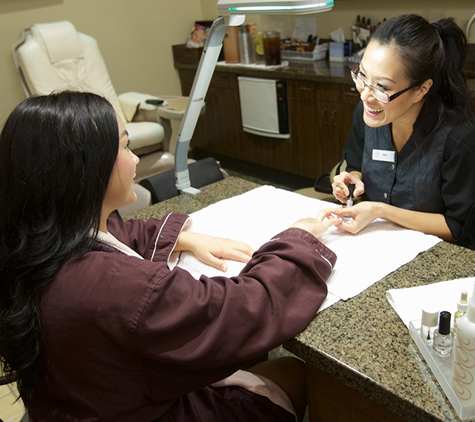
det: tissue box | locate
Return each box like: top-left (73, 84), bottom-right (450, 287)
top-left (329, 41), bottom-right (352, 62)
top-left (329, 62), bottom-right (347, 77)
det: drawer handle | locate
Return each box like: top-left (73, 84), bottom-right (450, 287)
top-left (322, 108), bottom-right (328, 125)
top-left (331, 110), bottom-right (337, 127)
top-left (299, 86), bottom-right (313, 91)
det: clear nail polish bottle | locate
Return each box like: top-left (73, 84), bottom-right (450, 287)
top-left (433, 311), bottom-right (453, 357)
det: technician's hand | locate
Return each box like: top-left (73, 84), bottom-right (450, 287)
top-left (290, 208), bottom-right (342, 238)
top-left (332, 171), bottom-right (364, 204)
top-left (176, 232), bottom-right (254, 272)
top-left (332, 202), bottom-right (378, 234)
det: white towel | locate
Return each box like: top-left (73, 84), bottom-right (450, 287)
top-left (178, 185), bottom-right (441, 309)
top-left (387, 277), bottom-right (475, 327)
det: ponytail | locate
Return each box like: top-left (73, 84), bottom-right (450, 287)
top-left (371, 14), bottom-right (475, 124)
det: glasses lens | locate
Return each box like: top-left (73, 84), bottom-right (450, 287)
top-left (352, 73), bottom-right (364, 89)
top-left (351, 69), bottom-right (390, 103)
top-left (372, 90), bottom-right (389, 103)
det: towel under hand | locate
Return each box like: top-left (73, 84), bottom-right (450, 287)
top-left (178, 185), bottom-right (441, 310)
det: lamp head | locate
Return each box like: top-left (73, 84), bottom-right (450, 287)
top-left (217, 0), bottom-right (334, 16)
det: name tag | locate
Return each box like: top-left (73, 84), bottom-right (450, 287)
top-left (372, 149), bottom-right (395, 163)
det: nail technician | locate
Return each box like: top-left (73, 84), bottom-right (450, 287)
top-left (332, 14), bottom-right (475, 249)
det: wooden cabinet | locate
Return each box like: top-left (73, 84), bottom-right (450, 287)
top-left (287, 79), bottom-right (359, 177)
top-left (178, 68), bottom-right (359, 180)
top-left (179, 69), bottom-right (243, 158)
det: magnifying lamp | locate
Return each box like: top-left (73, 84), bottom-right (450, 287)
top-left (174, 0), bottom-right (334, 194)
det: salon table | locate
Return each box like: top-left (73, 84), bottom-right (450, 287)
top-left (125, 176), bottom-right (475, 422)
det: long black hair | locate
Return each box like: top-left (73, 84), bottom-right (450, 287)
top-left (0, 91), bottom-right (119, 404)
top-left (371, 14), bottom-right (475, 124)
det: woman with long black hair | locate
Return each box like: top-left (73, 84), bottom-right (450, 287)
top-left (0, 91), bottom-right (339, 421)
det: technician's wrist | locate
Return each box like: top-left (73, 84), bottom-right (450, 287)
top-left (372, 201), bottom-right (387, 220)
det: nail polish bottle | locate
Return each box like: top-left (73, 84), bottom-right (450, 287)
top-left (421, 308), bottom-right (439, 346)
top-left (346, 183), bottom-right (355, 208)
top-left (433, 311), bottom-right (453, 357)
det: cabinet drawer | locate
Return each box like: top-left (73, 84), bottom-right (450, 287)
top-left (288, 80), bottom-right (319, 100)
top-left (211, 72), bottom-right (238, 89)
top-left (341, 85), bottom-right (360, 105)
top-left (179, 70), bottom-right (238, 91)
top-left (289, 80), bottom-right (359, 105)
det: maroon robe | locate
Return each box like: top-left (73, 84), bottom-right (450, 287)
top-left (28, 213), bottom-right (336, 421)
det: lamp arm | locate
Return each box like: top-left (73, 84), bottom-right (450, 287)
top-left (174, 15), bottom-right (245, 192)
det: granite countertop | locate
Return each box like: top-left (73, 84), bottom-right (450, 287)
top-left (286, 241), bottom-right (475, 422)
top-left (125, 176), bottom-right (475, 421)
top-left (176, 58), bottom-right (356, 85)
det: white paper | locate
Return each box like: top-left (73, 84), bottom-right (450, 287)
top-left (292, 18), bottom-right (316, 41)
top-left (177, 186), bottom-right (441, 312)
top-left (387, 278), bottom-right (475, 327)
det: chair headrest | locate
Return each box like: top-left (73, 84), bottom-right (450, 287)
top-left (31, 21), bottom-right (83, 64)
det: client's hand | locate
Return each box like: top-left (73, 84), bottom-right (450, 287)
top-left (176, 232), bottom-right (254, 272)
top-left (332, 201), bottom-right (378, 234)
top-left (290, 208), bottom-right (342, 238)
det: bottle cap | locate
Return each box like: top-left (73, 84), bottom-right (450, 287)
top-left (458, 290), bottom-right (469, 312)
top-left (348, 183), bottom-right (355, 198)
top-left (438, 311), bottom-right (451, 335)
top-left (421, 308), bottom-right (438, 327)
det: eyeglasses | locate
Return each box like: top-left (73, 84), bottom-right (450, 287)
top-left (350, 65), bottom-right (414, 103)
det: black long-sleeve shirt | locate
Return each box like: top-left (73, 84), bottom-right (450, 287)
top-left (343, 100), bottom-right (475, 249)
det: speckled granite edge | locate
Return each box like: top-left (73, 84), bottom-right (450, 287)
top-left (285, 242), bottom-right (475, 422)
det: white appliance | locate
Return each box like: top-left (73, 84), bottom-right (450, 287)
top-left (237, 76), bottom-right (290, 138)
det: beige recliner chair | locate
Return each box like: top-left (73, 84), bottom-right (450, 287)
top-left (12, 20), bottom-right (195, 214)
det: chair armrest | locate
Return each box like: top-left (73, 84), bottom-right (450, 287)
top-left (118, 91), bottom-right (165, 122)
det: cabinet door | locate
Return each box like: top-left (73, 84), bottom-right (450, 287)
top-left (288, 80), bottom-right (359, 178)
top-left (287, 93), bottom-right (326, 178)
top-left (320, 100), bottom-right (356, 172)
top-left (179, 70), bottom-right (243, 157)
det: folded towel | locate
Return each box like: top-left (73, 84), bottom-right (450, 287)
top-left (387, 277), bottom-right (475, 327)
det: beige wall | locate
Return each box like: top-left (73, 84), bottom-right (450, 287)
top-left (1, 0), bottom-right (475, 124)
top-left (0, 0), bottom-right (204, 124)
